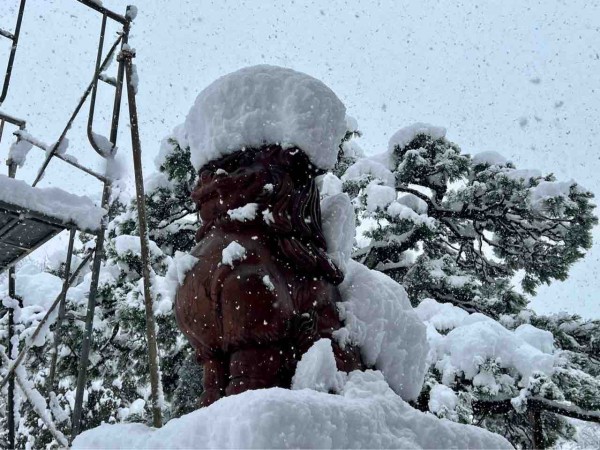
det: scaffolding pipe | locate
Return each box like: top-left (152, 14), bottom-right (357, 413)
top-left (31, 33), bottom-right (122, 187)
top-left (70, 180), bottom-right (111, 440)
top-left (76, 0), bottom-right (128, 25)
top-left (17, 131), bottom-right (108, 182)
top-left (6, 273), bottom-right (17, 449)
top-left (122, 43), bottom-right (163, 429)
top-left (85, 8), bottom-right (128, 157)
top-left (71, 3), bottom-right (136, 439)
top-left (0, 0), bottom-right (27, 105)
top-left (0, 110), bottom-right (26, 129)
top-left (87, 13), bottom-right (123, 158)
top-left (6, 161), bottom-right (18, 450)
top-left (47, 227), bottom-right (77, 391)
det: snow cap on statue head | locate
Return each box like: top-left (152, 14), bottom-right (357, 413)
top-left (183, 65), bottom-right (348, 172)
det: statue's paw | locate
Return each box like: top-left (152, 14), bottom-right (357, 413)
top-left (198, 389), bottom-right (222, 408)
top-left (226, 377), bottom-right (276, 396)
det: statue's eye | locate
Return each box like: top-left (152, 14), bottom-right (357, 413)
top-left (200, 170), bottom-right (213, 183)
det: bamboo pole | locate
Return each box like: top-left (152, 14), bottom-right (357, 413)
top-left (122, 43), bottom-right (163, 429)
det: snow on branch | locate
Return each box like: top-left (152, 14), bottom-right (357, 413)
top-left (0, 348), bottom-right (69, 447)
top-left (473, 396), bottom-right (600, 424)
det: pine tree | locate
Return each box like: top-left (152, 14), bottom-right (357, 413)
top-left (341, 124), bottom-right (599, 448)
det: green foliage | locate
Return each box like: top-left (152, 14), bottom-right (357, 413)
top-left (171, 352), bottom-right (204, 418)
top-left (343, 126), bottom-right (598, 448)
top-left (4, 134), bottom-right (200, 447)
top-left (350, 129), bottom-right (597, 317)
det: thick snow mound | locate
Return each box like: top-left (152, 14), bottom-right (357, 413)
top-left (343, 123), bottom-right (447, 175)
top-left (14, 264), bottom-right (64, 310)
top-left (530, 180), bottom-right (574, 209)
top-left (472, 151), bottom-right (509, 166)
top-left (221, 241), bottom-right (247, 267)
top-left (388, 122), bottom-right (446, 153)
top-left (317, 172), bottom-right (343, 197)
top-left (8, 135), bottom-right (33, 167)
top-left (342, 158), bottom-right (395, 187)
top-left (397, 193), bottom-right (428, 214)
top-left (0, 174), bottom-right (106, 232)
top-left (151, 251), bottom-right (199, 315)
top-left (365, 183), bottom-right (397, 212)
top-left (414, 297), bottom-right (469, 332)
top-left (514, 323), bottom-right (554, 354)
top-left (429, 384), bottom-right (459, 415)
top-left (154, 124), bottom-right (189, 170)
top-left (334, 260), bottom-right (428, 401)
top-left (73, 371), bottom-right (510, 449)
top-left (292, 338), bottom-right (346, 393)
top-left (113, 235), bottom-right (162, 258)
top-left (320, 192), bottom-right (355, 273)
top-left (184, 65), bottom-right (347, 170)
top-left (415, 298), bottom-right (555, 386)
top-left (319, 178), bottom-right (428, 400)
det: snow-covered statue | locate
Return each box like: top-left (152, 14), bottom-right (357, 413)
top-left (176, 143), bottom-right (364, 405)
top-left (175, 66), bottom-right (364, 406)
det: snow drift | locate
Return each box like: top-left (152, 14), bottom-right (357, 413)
top-left (73, 370), bottom-right (510, 449)
top-left (320, 188), bottom-right (428, 401)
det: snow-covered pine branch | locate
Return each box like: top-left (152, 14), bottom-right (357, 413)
top-left (339, 122), bottom-right (598, 448)
top-left (343, 123), bottom-right (597, 317)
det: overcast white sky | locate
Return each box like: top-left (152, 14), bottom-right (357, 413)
top-left (1, 0), bottom-right (598, 318)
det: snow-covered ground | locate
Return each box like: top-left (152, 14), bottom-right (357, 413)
top-left (73, 370), bottom-right (510, 450)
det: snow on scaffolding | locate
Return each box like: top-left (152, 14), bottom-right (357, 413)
top-left (0, 174), bottom-right (106, 232)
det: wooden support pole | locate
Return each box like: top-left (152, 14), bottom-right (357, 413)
top-left (122, 43), bottom-right (163, 429)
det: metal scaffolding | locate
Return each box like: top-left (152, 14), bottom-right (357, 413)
top-left (0, 1), bottom-right (162, 446)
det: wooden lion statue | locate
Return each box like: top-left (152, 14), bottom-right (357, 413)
top-left (175, 144), bottom-right (363, 406)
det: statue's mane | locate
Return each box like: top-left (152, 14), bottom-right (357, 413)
top-left (192, 145), bottom-right (343, 284)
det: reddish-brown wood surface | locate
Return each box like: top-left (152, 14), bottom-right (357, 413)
top-left (176, 145), bottom-right (363, 406)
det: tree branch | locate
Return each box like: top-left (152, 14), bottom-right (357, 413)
top-left (473, 397), bottom-right (600, 424)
